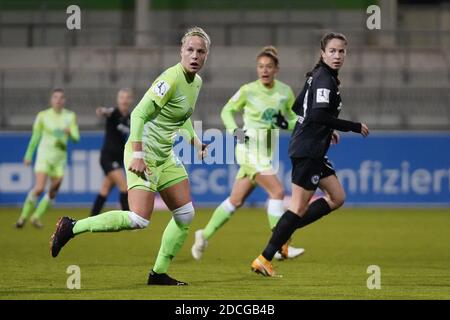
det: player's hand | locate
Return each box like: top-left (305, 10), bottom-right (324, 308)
top-left (95, 107), bottom-right (105, 117)
top-left (128, 158), bottom-right (151, 180)
top-left (234, 128), bottom-right (249, 144)
top-left (331, 130), bottom-right (340, 145)
top-left (64, 127), bottom-right (71, 135)
top-left (23, 159), bottom-right (31, 166)
top-left (197, 143), bottom-right (208, 160)
top-left (360, 123), bottom-right (370, 137)
top-left (273, 110), bottom-right (289, 129)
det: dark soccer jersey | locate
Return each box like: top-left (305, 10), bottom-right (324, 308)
top-left (289, 62), bottom-right (342, 160)
top-left (101, 108), bottom-right (130, 159)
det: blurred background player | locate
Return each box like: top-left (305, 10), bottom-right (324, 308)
top-left (192, 46), bottom-right (304, 261)
top-left (50, 27), bottom-right (210, 286)
top-left (16, 88), bottom-right (79, 229)
top-left (251, 33), bottom-right (370, 277)
top-left (90, 88), bottom-right (133, 216)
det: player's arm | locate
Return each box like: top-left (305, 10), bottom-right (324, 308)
top-left (310, 75), bottom-right (369, 137)
top-left (128, 77), bottom-right (175, 175)
top-left (24, 112), bottom-right (43, 165)
top-left (274, 88), bottom-right (298, 130)
top-left (221, 86), bottom-right (246, 134)
top-left (67, 113), bottom-right (80, 142)
top-left (96, 106), bottom-right (114, 118)
top-left (180, 118), bottom-right (208, 159)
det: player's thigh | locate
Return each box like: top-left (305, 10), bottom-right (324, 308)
top-left (229, 177), bottom-right (255, 208)
top-left (255, 173), bottom-right (284, 199)
top-left (33, 172), bottom-right (48, 194)
top-left (289, 183), bottom-right (316, 216)
top-left (319, 175), bottom-right (346, 209)
top-left (128, 188), bottom-right (155, 220)
top-left (159, 179), bottom-right (192, 211)
top-left (107, 168), bottom-right (128, 192)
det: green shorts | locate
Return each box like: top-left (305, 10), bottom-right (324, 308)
top-left (125, 151), bottom-right (188, 193)
top-left (34, 158), bottom-right (66, 178)
top-left (235, 143), bottom-right (274, 184)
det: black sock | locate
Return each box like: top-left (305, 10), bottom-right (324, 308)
top-left (295, 198), bottom-right (331, 229)
top-left (262, 210), bottom-right (301, 261)
top-left (261, 198), bottom-right (332, 261)
top-left (91, 194), bottom-right (107, 216)
top-left (120, 192), bottom-right (129, 211)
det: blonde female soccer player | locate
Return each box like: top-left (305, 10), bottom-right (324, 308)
top-left (50, 27), bottom-right (210, 286)
top-left (16, 88), bottom-right (79, 229)
top-left (191, 46), bottom-right (304, 261)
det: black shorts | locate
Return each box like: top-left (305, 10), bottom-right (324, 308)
top-left (100, 152), bottom-right (124, 175)
top-left (291, 157), bottom-right (336, 191)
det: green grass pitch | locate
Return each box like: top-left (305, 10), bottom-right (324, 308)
top-left (0, 207), bottom-right (449, 300)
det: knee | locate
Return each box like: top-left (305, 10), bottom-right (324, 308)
top-left (329, 191), bottom-right (346, 210)
top-left (172, 202), bottom-right (195, 226)
top-left (128, 211), bottom-right (150, 229)
top-left (33, 187), bottom-right (44, 197)
top-left (269, 188), bottom-right (284, 200)
top-left (48, 188), bottom-right (59, 199)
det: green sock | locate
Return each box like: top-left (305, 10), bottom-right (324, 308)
top-left (31, 195), bottom-right (52, 220)
top-left (153, 218), bottom-right (189, 274)
top-left (202, 203), bottom-right (234, 240)
top-left (267, 214), bottom-right (281, 230)
top-left (20, 191), bottom-right (37, 220)
top-left (72, 210), bottom-right (133, 235)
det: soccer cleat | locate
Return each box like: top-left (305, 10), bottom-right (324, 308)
top-left (191, 229), bottom-right (208, 260)
top-left (15, 218), bottom-right (26, 229)
top-left (274, 246), bottom-right (305, 261)
top-left (251, 255), bottom-right (276, 277)
top-left (147, 270), bottom-right (188, 286)
top-left (31, 218), bottom-right (43, 229)
top-left (50, 217), bottom-right (76, 258)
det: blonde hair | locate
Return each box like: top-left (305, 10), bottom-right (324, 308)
top-left (181, 26), bottom-right (211, 51)
top-left (257, 46), bottom-right (279, 67)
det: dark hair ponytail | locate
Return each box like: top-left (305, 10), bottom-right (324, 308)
top-left (306, 32), bottom-right (348, 77)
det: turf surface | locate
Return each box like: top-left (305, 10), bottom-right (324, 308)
top-left (0, 207), bottom-right (449, 299)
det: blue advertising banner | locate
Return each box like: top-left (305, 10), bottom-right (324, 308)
top-left (0, 131), bottom-right (449, 206)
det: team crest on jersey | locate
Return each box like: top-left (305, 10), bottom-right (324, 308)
top-left (153, 80), bottom-right (170, 98)
top-left (316, 88), bottom-right (330, 103)
top-left (311, 175), bottom-right (320, 185)
top-left (261, 108), bottom-right (277, 122)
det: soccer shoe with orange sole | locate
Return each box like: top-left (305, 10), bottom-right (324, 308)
top-left (251, 255), bottom-right (276, 277)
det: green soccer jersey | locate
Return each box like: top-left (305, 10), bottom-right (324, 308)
top-left (127, 63), bottom-right (201, 165)
top-left (24, 107), bottom-right (80, 164)
top-left (221, 79), bottom-right (297, 133)
top-left (221, 79), bottom-right (297, 160)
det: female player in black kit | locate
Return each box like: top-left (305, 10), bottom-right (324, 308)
top-left (251, 32), bottom-right (370, 276)
top-left (90, 88), bottom-right (133, 216)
